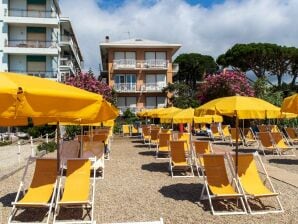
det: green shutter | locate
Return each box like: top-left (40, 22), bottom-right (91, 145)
top-left (27, 27), bottom-right (46, 33)
top-left (27, 0), bottom-right (46, 5)
top-left (27, 55), bottom-right (46, 62)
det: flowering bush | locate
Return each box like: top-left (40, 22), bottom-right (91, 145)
top-left (198, 70), bottom-right (255, 104)
top-left (65, 72), bottom-right (115, 104)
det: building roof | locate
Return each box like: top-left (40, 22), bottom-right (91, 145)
top-left (100, 38), bottom-right (181, 55)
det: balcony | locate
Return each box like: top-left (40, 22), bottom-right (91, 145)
top-left (60, 35), bottom-right (82, 69)
top-left (172, 63), bottom-right (179, 74)
top-left (3, 9), bottom-right (59, 26)
top-left (113, 83), bottom-right (166, 93)
top-left (112, 59), bottom-right (169, 70)
top-left (4, 40), bottom-right (59, 55)
top-left (60, 58), bottom-right (76, 74)
top-left (9, 70), bottom-right (59, 80)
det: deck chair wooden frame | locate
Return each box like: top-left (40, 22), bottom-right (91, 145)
top-left (257, 132), bottom-right (280, 156)
top-left (227, 152), bottom-right (284, 214)
top-left (241, 128), bottom-right (258, 147)
top-left (191, 141), bottom-right (213, 177)
top-left (169, 140), bottom-right (194, 178)
top-left (199, 154), bottom-right (247, 215)
top-left (8, 158), bottom-right (58, 224)
top-left (156, 133), bottom-right (171, 159)
top-left (53, 159), bottom-right (96, 224)
top-left (270, 132), bottom-right (296, 156)
top-left (283, 127), bottom-right (298, 146)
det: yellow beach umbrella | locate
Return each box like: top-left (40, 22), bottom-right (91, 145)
top-left (161, 107), bottom-right (194, 124)
top-left (281, 94), bottom-right (298, 114)
top-left (157, 107), bottom-right (181, 118)
top-left (146, 108), bottom-right (165, 118)
top-left (0, 72), bottom-right (103, 126)
top-left (194, 115), bottom-right (223, 124)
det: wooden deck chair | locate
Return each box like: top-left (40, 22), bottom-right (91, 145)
top-left (267, 125), bottom-right (280, 133)
top-left (241, 128), bottom-right (258, 147)
top-left (156, 133), bottom-right (171, 159)
top-left (228, 153), bottom-right (284, 214)
top-left (257, 125), bottom-right (268, 132)
top-left (82, 140), bottom-right (105, 179)
top-left (229, 128), bottom-right (243, 147)
top-left (200, 154), bottom-right (247, 215)
top-left (9, 158), bottom-right (58, 224)
top-left (209, 125), bottom-right (222, 141)
top-left (169, 140), bottom-right (194, 177)
top-left (257, 132), bottom-right (279, 156)
top-left (149, 128), bottom-right (160, 149)
top-left (177, 132), bottom-right (191, 156)
top-left (270, 132), bottom-right (296, 156)
top-left (54, 159), bottom-right (96, 224)
top-left (221, 125), bottom-right (231, 141)
top-left (284, 127), bottom-right (298, 145)
top-left (142, 126), bottom-right (151, 144)
top-left (192, 141), bottom-right (213, 177)
top-left (122, 125), bottom-right (131, 137)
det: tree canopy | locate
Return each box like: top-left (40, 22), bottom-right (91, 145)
top-left (174, 53), bottom-right (218, 89)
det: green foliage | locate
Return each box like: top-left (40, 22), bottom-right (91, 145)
top-left (163, 83), bottom-right (199, 108)
top-left (174, 53), bottom-right (218, 89)
top-left (122, 108), bottom-right (139, 124)
top-left (0, 141), bottom-right (12, 147)
top-left (19, 125), bottom-right (56, 138)
top-left (37, 141), bottom-right (57, 153)
top-left (65, 125), bottom-right (81, 139)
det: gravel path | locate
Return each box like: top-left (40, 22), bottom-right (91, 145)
top-left (0, 136), bottom-right (297, 223)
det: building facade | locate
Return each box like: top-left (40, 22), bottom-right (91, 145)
top-left (0, 0), bottom-right (83, 82)
top-left (100, 38), bottom-right (181, 114)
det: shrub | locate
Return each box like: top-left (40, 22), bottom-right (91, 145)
top-left (65, 125), bottom-right (81, 139)
top-left (0, 141), bottom-right (12, 147)
top-left (37, 141), bottom-right (57, 153)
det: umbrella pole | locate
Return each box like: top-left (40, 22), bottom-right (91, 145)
top-left (56, 122), bottom-right (60, 172)
top-left (80, 126), bottom-right (83, 158)
top-left (235, 116), bottom-right (239, 176)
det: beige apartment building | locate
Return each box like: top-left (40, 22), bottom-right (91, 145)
top-left (100, 37), bottom-right (181, 114)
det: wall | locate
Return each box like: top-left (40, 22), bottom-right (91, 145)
top-left (9, 25), bottom-right (26, 40)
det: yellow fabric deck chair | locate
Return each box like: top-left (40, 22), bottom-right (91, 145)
top-left (270, 132), bottom-right (296, 156)
top-left (229, 128), bottom-right (243, 147)
top-left (209, 125), bottom-right (222, 141)
top-left (160, 128), bottom-right (172, 134)
top-left (192, 141), bottom-right (213, 177)
top-left (257, 125), bottom-right (268, 132)
top-left (241, 128), bottom-right (258, 147)
top-left (122, 125), bottom-right (131, 137)
top-left (54, 159), bottom-right (96, 224)
top-left (267, 125), bottom-right (280, 133)
top-left (142, 126), bottom-right (151, 144)
top-left (284, 127), bottom-right (298, 145)
top-left (149, 128), bottom-right (160, 149)
top-left (156, 133), bottom-right (171, 159)
top-left (221, 125), bottom-right (231, 141)
top-left (229, 153), bottom-right (284, 214)
top-left (257, 132), bottom-right (279, 156)
top-left (177, 132), bottom-right (191, 156)
top-left (9, 158), bottom-right (58, 224)
top-left (169, 140), bottom-right (194, 177)
top-left (131, 125), bottom-right (140, 137)
top-left (200, 154), bottom-right (247, 215)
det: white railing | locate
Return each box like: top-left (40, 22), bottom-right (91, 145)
top-left (113, 83), bottom-right (137, 92)
top-left (60, 35), bottom-right (81, 66)
top-left (9, 70), bottom-right (58, 79)
top-left (5, 40), bottom-right (57, 48)
top-left (118, 106), bottom-right (137, 114)
top-left (142, 83), bottom-right (166, 92)
top-left (113, 59), bottom-right (169, 70)
top-left (5, 8), bottom-right (57, 18)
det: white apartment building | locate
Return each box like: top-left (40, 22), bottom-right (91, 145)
top-left (0, 0), bottom-right (83, 82)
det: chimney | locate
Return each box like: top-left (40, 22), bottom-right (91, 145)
top-left (105, 36), bottom-right (110, 43)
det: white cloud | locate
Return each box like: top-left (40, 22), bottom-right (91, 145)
top-left (60, 0), bottom-right (298, 73)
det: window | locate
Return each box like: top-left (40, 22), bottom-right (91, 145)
top-left (117, 97), bottom-right (137, 113)
top-left (146, 96), bottom-right (166, 108)
top-left (27, 55), bottom-right (46, 77)
top-left (114, 51), bottom-right (136, 60)
top-left (114, 52), bottom-right (136, 68)
top-left (145, 74), bottom-right (166, 91)
top-left (145, 52), bottom-right (167, 68)
top-left (114, 74), bottom-right (136, 91)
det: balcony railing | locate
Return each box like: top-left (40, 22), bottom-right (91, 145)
top-left (143, 83), bottom-right (166, 92)
top-left (113, 83), bottom-right (137, 92)
top-left (9, 70), bottom-right (58, 79)
top-left (5, 40), bottom-right (58, 48)
top-left (113, 83), bottom-right (166, 92)
top-left (60, 58), bottom-right (74, 67)
top-left (5, 9), bottom-right (56, 18)
top-left (113, 59), bottom-right (169, 70)
top-left (118, 106), bottom-right (137, 114)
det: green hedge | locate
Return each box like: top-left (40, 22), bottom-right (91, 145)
top-left (37, 142), bottom-right (57, 153)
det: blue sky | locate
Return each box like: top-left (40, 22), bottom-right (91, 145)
top-left (97, 0), bottom-right (225, 10)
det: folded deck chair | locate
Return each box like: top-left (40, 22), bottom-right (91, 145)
top-left (54, 159), bottom-right (96, 224)
top-left (149, 128), bottom-right (160, 149)
top-left (221, 125), bottom-right (231, 141)
top-left (200, 154), bottom-right (247, 215)
top-left (142, 126), bottom-right (151, 144)
top-left (9, 158), bottom-right (58, 224)
top-left (156, 133), bottom-right (171, 159)
top-left (169, 140), bottom-right (194, 177)
top-left (229, 153), bottom-right (284, 214)
top-left (229, 128), bottom-right (243, 147)
top-left (284, 127), bottom-right (298, 145)
top-left (192, 141), bottom-right (213, 177)
top-left (270, 132), bottom-right (296, 156)
top-left (209, 125), bottom-right (222, 141)
top-left (257, 132), bottom-right (279, 156)
top-left (241, 128), bottom-right (258, 147)
top-left (122, 125), bottom-right (131, 137)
